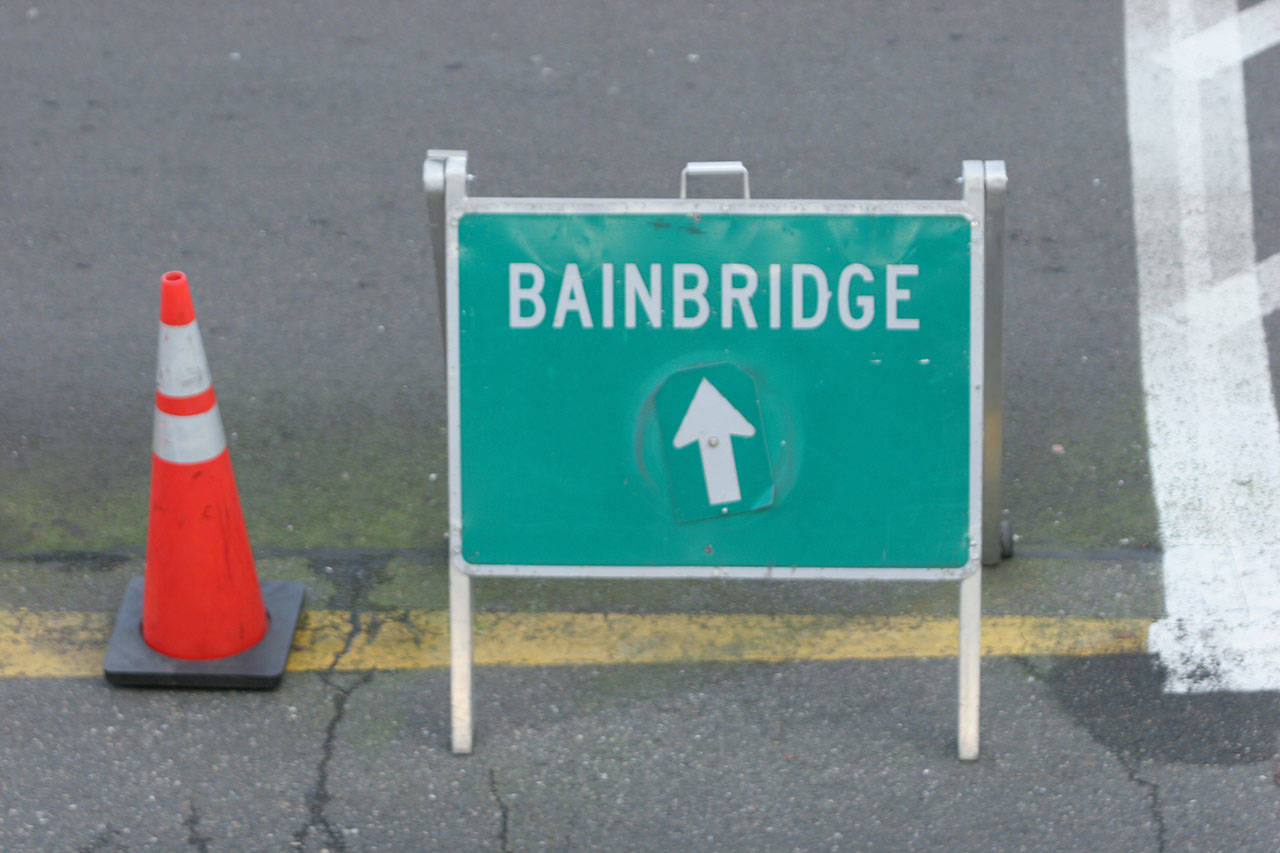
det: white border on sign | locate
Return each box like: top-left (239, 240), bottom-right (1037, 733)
top-left (445, 195), bottom-right (985, 583)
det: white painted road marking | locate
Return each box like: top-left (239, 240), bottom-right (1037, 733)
top-left (1127, 0), bottom-right (1280, 691)
top-left (1160, 0), bottom-right (1280, 79)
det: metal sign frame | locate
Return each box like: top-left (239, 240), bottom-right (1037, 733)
top-left (425, 150), bottom-right (1007, 760)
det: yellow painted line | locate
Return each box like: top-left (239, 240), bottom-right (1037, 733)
top-left (0, 610), bottom-right (1152, 679)
top-left (0, 610), bottom-right (112, 679)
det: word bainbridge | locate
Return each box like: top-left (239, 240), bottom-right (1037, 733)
top-left (507, 261), bottom-right (925, 331)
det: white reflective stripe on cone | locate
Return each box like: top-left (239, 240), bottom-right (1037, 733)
top-left (153, 405), bottom-right (227, 464)
top-left (156, 321), bottom-right (212, 398)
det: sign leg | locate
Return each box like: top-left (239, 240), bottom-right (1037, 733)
top-left (982, 161), bottom-right (1009, 565)
top-left (450, 562), bottom-right (474, 754)
top-left (957, 568), bottom-right (981, 760)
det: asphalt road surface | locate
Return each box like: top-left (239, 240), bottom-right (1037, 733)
top-left (2, 0), bottom-right (1279, 850)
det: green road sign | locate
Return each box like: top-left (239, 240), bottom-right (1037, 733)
top-left (431, 153), bottom-right (1000, 760)
top-left (453, 209), bottom-right (978, 573)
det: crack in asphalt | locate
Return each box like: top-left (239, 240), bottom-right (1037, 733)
top-left (292, 608), bottom-right (374, 852)
top-left (1009, 656), bottom-right (1168, 851)
top-left (292, 555), bottom-right (389, 852)
top-left (183, 800), bottom-right (212, 852)
top-left (1124, 764), bottom-right (1166, 853)
top-left (297, 669), bottom-right (374, 852)
top-left (489, 768), bottom-right (511, 853)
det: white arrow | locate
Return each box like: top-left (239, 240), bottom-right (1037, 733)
top-left (672, 378), bottom-right (756, 506)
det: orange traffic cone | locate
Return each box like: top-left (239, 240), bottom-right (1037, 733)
top-left (105, 271), bottom-right (304, 688)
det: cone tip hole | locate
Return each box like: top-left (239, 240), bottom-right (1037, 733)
top-left (163, 271), bottom-right (186, 284)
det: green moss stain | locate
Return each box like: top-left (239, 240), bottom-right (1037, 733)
top-left (1005, 398), bottom-right (1160, 550)
top-left (0, 412), bottom-right (448, 554)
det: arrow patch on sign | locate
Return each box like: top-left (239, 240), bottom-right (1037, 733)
top-left (672, 378), bottom-right (757, 506)
top-left (655, 363), bottom-right (774, 523)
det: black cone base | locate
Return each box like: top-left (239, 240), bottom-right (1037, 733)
top-left (104, 577), bottom-right (305, 689)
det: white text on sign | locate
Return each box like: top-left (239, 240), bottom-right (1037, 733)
top-left (508, 263), bottom-right (922, 331)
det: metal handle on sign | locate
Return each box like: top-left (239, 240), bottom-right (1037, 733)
top-left (680, 161), bottom-right (750, 199)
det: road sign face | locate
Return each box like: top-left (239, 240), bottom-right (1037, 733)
top-left (452, 208), bottom-right (979, 575)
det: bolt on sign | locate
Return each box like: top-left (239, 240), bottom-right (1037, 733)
top-left (425, 153), bottom-right (1006, 761)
